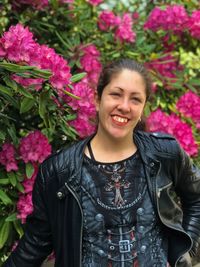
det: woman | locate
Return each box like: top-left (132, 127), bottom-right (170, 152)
top-left (3, 59), bottom-right (200, 267)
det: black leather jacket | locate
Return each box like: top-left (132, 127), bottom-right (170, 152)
top-left (3, 131), bottom-right (200, 267)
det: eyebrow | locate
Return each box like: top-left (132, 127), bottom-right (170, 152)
top-left (114, 87), bottom-right (142, 95)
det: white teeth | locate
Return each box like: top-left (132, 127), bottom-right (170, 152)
top-left (113, 116), bottom-right (128, 123)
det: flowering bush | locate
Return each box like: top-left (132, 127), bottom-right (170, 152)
top-left (0, 0), bottom-right (199, 265)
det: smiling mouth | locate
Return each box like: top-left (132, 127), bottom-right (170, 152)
top-left (112, 116), bottom-right (128, 123)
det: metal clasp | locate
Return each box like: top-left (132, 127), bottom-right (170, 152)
top-left (119, 240), bottom-right (131, 253)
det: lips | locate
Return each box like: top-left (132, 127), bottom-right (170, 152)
top-left (112, 115), bottom-right (129, 125)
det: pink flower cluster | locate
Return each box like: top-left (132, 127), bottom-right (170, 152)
top-left (115, 13), bottom-right (136, 43)
top-left (187, 10), bottom-right (200, 39)
top-left (16, 164), bottom-right (39, 223)
top-left (70, 113), bottom-right (96, 138)
top-left (87, 0), bottom-right (103, 6)
top-left (0, 143), bottom-right (18, 172)
top-left (176, 91), bottom-right (200, 129)
top-left (67, 81), bottom-right (96, 138)
top-left (17, 192), bottom-right (33, 224)
top-left (98, 10), bottom-right (121, 31)
top-left (144, 5), bottom-right (189, 34)
top-left (0, 24), bottom-right (71, 92)
top-left (147, 109), bottom-right (198, 156)
top-left (98, 11), bottom-right (136, 43)
top-left (68, 81), bottom-right (96, 116)
top-left (19, 130), bottom-right (52, 163)
top-left (144, 5), bottom-right (200, 39)
top-left (146, 54), bottom-right (183, 86)
top-left (80, 44), bottom-right (102, 87)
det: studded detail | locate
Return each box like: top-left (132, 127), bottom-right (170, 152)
top-left (137, 207), bottom-right (144, 215)
top-left (97, 249), bottom-right (106, 257)
top-left (140, 245), bottom-right (146, 253)
top-left (138, 226), bottom-right (145, 233)
top-left (95, 213), bottom-right (104, 222)
top-left (150, 162), bottom-right (155, 167)
top-left (57, 191), bottom-right (63, 199)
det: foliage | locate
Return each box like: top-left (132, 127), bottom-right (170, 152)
top-left (0, 0), bottom-right (199, 265)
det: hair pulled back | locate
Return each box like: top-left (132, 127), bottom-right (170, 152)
top-left (97, 58), bottom-right (151, 102)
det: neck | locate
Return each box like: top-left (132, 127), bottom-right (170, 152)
top-left (90, 130), bottom-right (137, 162)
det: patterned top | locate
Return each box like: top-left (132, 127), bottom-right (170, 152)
top-left (81, 144), bottom-right (168, 267)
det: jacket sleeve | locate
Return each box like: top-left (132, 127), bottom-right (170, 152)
top-left (3, 165), bottom-right (53, 267)
top-left (176, 146), bottom-right (200, 257)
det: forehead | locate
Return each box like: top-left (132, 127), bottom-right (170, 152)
top-left (107, 69), bottom-right (146, 94)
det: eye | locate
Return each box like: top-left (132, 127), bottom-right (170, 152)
top-left (110, 92), bottom-right (121, 97)
top-left (131, 97), bottom-right (142, 103)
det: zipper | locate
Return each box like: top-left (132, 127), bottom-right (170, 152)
top-left (151, 166), bottom-right (192, 266)
top-left (65, 181), bottom-right (83, 267)
top-left (157, 182), bottom-right (172, 198)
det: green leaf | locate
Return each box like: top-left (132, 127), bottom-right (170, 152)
top-left (55, 31), bottom-right (73, 50)
top-left (5, 213), bottom-right (17, 222)
top-left (20, 97), bottom-right (35, 113)
top-left (63, 86), bottom-right (80, 100)
top-left (26, 163), bottom-right (34, 179)
top-left (17, 85), bottom-right (34, 99)
top-left (7, 124), bottom-right (18, 145)
top-left (0, 179), bottom-right (10, 185)
top-left (187, 83), bottom-right (197, 93)
top-left (7, 172), bottom-right (17, 187)
top-left (16, 182), bottom-right (24, 193)
top-left (70, 72), bottom-right (86, 83)
top-left (0, 94), bottom-right (19, 109)
top-left (39, 91), bottom-right (50, 120)
top-left (0, 189), bottom-right (12, 205)
top-left (0, 84), bottom-right (13, 96)
top-left (0, 130), bottom-right (6, 140)
top-left (0, 221), bottom-right (11, 249)
top-left (189, 78), bottom-right (200, 86)
top-left (13, 220), bottom-right (24, 238)
top-left (3, 76), bottom-right (18, 91)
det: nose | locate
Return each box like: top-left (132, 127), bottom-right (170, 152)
top-left (117, 98), bottom-right (131, 113)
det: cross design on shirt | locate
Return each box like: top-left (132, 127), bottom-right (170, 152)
top-left (103, 164), bottom-right (130, 207)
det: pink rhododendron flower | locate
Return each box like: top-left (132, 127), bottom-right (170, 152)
top-left (87, 0), bottom-right (103, 6)
top-left (146, 54), bottom-right (183, 86)
top-left (176, 91), bottom-right (200, 129)
top-left (147, 109), bottom-right (198, 156)
top-left (12, 75), bottom-right (43, 91)
top-left (79, 44), bottom-right (102, 87)
top-left (67, 81), bottom-right (96, 117)
top-left (17, 164), bottom-right (38, 223)
top-left (98, 10), bottom-right (120, 31)
top-left (115, 13), bottom-right (136, 43)
top-left (30, 44), bottom-right (72, 92)
top-left (19, 130), bottom-right (51, 163)
top-left (144, 5), bottom-right (189, 34)
top-left (0, 143), bottom-right (18, 172)
top-left (17, 193), bottom-right (33, 223)
top-left (0, 24), bottom-right (72, 92)
top-left (188, 10), bottom-right (200, 39)
top-left (80, 54), bottom-right (102, 73)
top-left (70, 113), bottom-right (96, 138)
top-left (0, 24), bottom-right (36, 62)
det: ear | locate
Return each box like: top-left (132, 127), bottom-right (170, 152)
top-left (94, 90), bottom-right (100, 112)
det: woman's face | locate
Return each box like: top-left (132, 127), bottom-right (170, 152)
top-left (95, 69), bottom-right (146, 141)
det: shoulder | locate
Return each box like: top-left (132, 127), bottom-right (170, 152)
top-left (135, 131), bottom-right (181, 156)
top-left (39, 137), bottom-right (90, 179)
